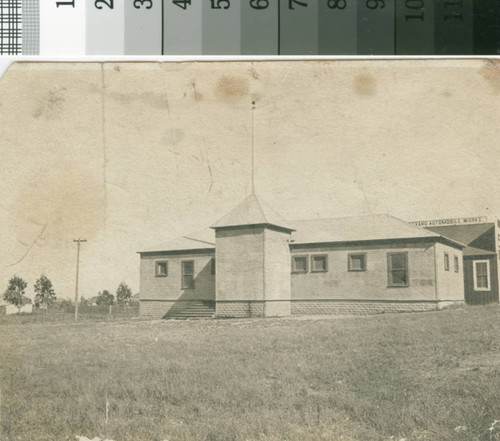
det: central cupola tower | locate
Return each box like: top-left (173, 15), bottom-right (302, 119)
top-left (211, 194), bottom-right (295, 318)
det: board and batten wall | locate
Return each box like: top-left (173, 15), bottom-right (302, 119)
top-left (140, 250), bottom-right (215, 319)
top-left (464, 255), bottom-right (499, 305)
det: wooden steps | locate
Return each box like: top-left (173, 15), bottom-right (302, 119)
top-left (164, 301), bottom-right (215, 319)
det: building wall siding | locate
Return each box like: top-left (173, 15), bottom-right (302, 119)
top-left (263, 228), bottom-right (292, 316)
top-left (215, 227), bottom-right (265, 302)
top-left (290, 241), bottom-right (437, 302)
top-left (434, 242), bottom-right (464, 301)
top-left (215, 226), bottom-right (292, 317)
top-left (140, 252), bottom-right (215, 302)
top-left (140, 238), bottom-right (466, 319)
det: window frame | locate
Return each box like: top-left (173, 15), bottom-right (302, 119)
top-left (181, 260), bottom-right (195, 289)
top-left (444, 252), bottom-right (450, 271)
top-left (155, 260), bottom-right (168, 277)
top-left (473, 259), bottom-right (490, 291)
top-left (454, 255), bottom-right (459, 273)
top-left (311, 254), bottom-right (329, 273)
top-left (210, 257), bottom-right (216, 276)
top-left (348, 253), bottom-right (367, 272)
top-left (387, 252), bottom-right (409, 288)
top-left (292, 255), bottom-right (309, 274)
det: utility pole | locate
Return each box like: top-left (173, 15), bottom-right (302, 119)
top-left (73, 239), bottom-right (87, 323)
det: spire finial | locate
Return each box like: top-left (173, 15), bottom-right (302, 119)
top-left (251, 100), bottom-right (256, 195)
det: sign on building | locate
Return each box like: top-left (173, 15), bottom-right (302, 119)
top-left (410, 217), bottom-right (489, 228)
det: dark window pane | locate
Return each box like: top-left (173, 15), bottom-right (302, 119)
top-left (388, 253), bottom-right (408, 286)
top-left (477, 276), bottom-right (488, 289)
top-left (182, 261), bottom-right (195, 288)
top-left (183, 261), bottom-right (194, 275)
top-left (476, 262), bottom-right (487, 277)
top-left (156, 262), bottom-right (168, 276)
top-left (349, 254), bottom-right (365, 271)
top-left (390, 254), bottom-right (406, 270)
top-left (294, 257), bottom-right (307, 272)
top-left (312, 255), bottom-right (327, 272)
top-left (475, 262), bottom-right (489, 289)
top-left (391, 270), bottom-right (407, 286)
top-left (183, 275), bottom-right (194, 289)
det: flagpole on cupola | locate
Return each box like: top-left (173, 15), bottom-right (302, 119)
top-left (251, 100), bottom-right (256, 195)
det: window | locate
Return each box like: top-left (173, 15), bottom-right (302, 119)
top-left (454, 255), bottom-right (459, 273)
top-left (155, 261), bottom-right (168, 277)
top-left (211, 258), bottom-right (216, 275)
top-left (387, 253), bottom-right (409, 287)
top-left (181, 260), bottom-right (195, 289)
top-left (348, 253), bottom-right (366, 271)
top-left (292, 255), bottom-right (308, 273)
top-left (311, 255), bottom-right (328, 272)
top-left (444, 252), bottom-right (450, 271)
top-left (473, 260), bottom-right (490, 291)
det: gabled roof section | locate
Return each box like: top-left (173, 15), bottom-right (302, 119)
top-left (138, 229), bottom-right (215, 254)
top-left (289, 214), bottom-right (464, 248)
top-left (425, 223), bottom-right (494, 247)
top-left (463, 246), bottom-right (497, 257)
top-left (211, 194), bottom-right (295, 232)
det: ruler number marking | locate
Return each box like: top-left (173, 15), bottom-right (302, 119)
top-left (289, 0), bottom-right (308, 9)
top-left (366, 0), bottom-right (385, 9)
top-left (327, 0), bottom-right (346, 9)
top-left (404, 0), bottom-right (424, 21)
top-left (134, 0), bottom-right (153, 9)
top-left (173, 0), bottom-right (191, 9)
top-left (250, 0), bottom-right (269, 9)
top-left (211, 0), bottom-right (230, 9)
top-left (95, 0), bottom-right (114, 9)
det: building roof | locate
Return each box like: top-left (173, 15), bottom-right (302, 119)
top-left (211, 194), bottom-right (295, 231)
top-left (425, 223), bottom-right (494, 246)
top-left (289, 214), bottom-right (464, 247)
top-left (140, 213), bottom-right (465, 254)
top-left (463, 246), bottom-right (497, 257)
top-left (138, 229), bottom-right (215, 253)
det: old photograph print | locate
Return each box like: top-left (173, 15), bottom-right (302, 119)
top-left (0, 60), bottom-right (499, 441)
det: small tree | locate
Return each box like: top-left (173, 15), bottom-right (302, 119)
top-left (34, 275), bottom-right (56, 309)
top-left (116, 282), bottom-right (132, 305)
top-left (96, 290), bottom-right (114, 306)
top-left (3, 276), bottom-right (28, 314)
top-left (58, 299), bottom-right (73, 312)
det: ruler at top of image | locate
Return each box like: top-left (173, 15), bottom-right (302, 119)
top-left (1, 0), bottom-right (500, 56)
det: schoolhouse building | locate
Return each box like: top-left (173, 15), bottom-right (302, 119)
top-left (138, 194), bottom-right (467, 319)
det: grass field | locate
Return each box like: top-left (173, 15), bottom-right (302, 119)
top-left (0, 306), bottom-right (499, 441)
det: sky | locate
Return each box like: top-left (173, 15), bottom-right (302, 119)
top-left (0, 59), bottom-right (499, 300)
